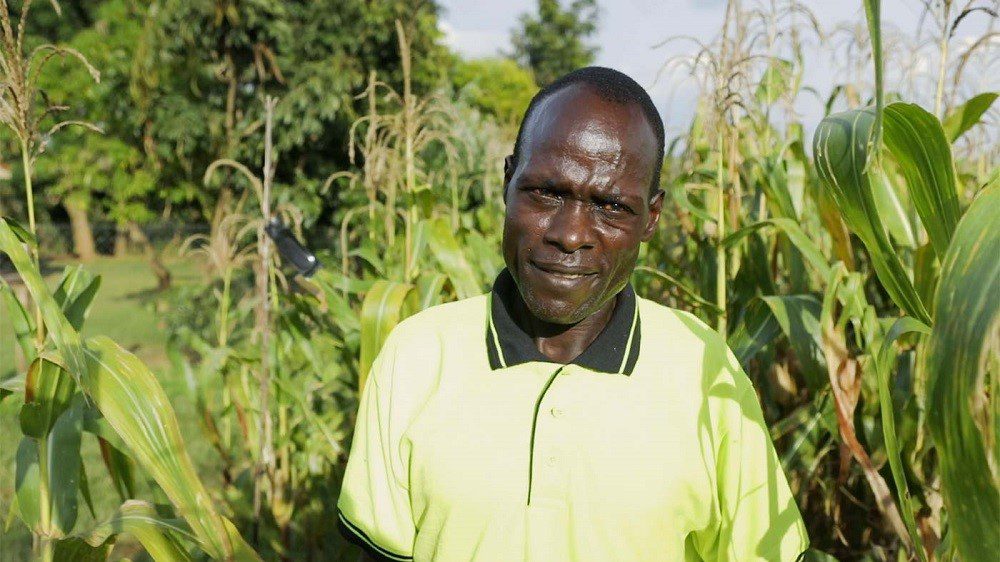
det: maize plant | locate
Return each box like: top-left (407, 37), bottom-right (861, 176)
top-left (0, 1), bottom-right (258, 560)
top-left (811, 1), bottom-right (998, 559)
top-left (164, 21), bottom-right (510, 558)
top-left (642, 0), bottom-right (997, 559)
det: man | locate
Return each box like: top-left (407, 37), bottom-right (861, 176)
top-left (337, 67), bottom-right (809, 561)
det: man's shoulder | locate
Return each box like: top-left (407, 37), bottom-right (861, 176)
top-left (636, 296), bottom-right (721, 348)
top-left (636, 296), bottom-right (744, 384)
top-left (372, 294), bottom-right (489, 393)
top-left (385, 293), bottom-right (488, 348)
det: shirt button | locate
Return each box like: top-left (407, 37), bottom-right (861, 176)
top-left (550, 407), bottom-right (564, 418)
top-left (546, 456), bottom-right (557, 467)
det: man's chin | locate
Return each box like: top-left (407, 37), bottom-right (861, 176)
top-left (521, 292), bottom-right (593, 325)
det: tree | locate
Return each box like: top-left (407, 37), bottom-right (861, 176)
top-left (2, 0), bottom-right (456, 254)
top-left (144, 0), bottom-right (453, 228)
top-left (452, 58), bottom-right (538, 128)
top-left (510, 0), bottom-right (599, 87)
top-left (32, 0), bottom-right (151, 259)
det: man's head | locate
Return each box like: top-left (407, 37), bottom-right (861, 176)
top-left (502, 66), bottom-right (665, 325)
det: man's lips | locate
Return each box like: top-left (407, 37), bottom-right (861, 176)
top-left (529, 260), bottom-right (598, 280)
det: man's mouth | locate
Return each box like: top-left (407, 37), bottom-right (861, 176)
top-left (529, 261), bottom-right (597, 280)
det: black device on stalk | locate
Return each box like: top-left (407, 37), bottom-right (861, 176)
top-left (265, 217), bottom-right (320, 278)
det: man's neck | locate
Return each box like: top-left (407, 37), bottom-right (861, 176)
top-left (512, 293), bottom-right (618, 364)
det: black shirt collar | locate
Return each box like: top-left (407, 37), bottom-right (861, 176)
top-left (485, 268), bottom-right (641, 375)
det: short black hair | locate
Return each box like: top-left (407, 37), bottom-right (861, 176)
top-left (511, 66), bottom-right (665, 195)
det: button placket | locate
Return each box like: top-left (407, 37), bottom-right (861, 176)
top-left (528, 366), bottom-right (566, 505)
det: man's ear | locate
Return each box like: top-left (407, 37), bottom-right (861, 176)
top-left (641, 189), bottom-right (664, 242)
top-left (502, 155), bottom-right (515, 202)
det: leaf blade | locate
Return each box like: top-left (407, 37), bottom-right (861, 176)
top-left (924, 185), bottom-right (1000, 560)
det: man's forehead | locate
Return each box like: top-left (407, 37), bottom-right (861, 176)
top-left (518, 85), bottom-right (656, 168)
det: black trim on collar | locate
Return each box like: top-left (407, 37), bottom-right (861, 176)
top-left (485, 268), bottom-right (641, 375)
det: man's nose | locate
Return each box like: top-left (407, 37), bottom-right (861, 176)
top-left (544, 200), bottom-right (596, 253)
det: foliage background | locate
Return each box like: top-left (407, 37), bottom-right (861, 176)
top-left (0, 0), bottom-right (997, 561)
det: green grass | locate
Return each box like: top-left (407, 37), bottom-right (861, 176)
top-left (0, 255), bottom-right (220, 561)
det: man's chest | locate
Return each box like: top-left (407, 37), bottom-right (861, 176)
top-left (403, 365), bottom-right (714, 524)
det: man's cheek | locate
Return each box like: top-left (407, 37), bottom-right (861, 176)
top-left (509, 213), bottom-right (541, 243)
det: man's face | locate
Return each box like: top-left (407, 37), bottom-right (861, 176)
top-left (502, 84), bottom-right (663, 325)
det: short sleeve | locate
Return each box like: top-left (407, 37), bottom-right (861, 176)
top-left (695, 342), bottom-right (810, 561)
top-left (337, 336), bottom-right (415, 561)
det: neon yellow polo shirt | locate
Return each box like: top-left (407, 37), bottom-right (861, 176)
top-left (337, 269), bottom-right (809, 561)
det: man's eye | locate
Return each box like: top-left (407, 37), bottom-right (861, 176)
top-left (599, 200), bottom-right (631, 214)
top-left (528, 187), bottom-right (558, 200)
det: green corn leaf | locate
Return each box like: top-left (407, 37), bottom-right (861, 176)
top-left (634, 266), bottom-right (722, 314)
top-left (311, 268), bottom-right (374, 295)
top-left (870, 163), bottom-right (916, 248)
top-left (63, 275), bottom-right (102, 332)
top-left (672, 182), bottom-right (714, 223)
top-left (78, 462), bottom-right (95, 519)
top-left (171, 343), bottom-right (229, 456)
top-left (924, 185), bottom-right (1000, 561)
top-left (1, 284), bottom-right (36, 365)
top-left (272, 377), bottom-right (344, 462)
top-left (80, 335), bottom-right (260, 560)
top-left (740, 232), bottom-right (777, 296)
top-left (95, 435), bottom-right (136, 502)
top-left (52, 537), bottom-right (111, 562)
top-left (19, 358), bottom-right (75, 438)
top-left (14, 437), bottom-right (41, 532)
top-left (2, 217), bottom-right (37, 246)
top-left (351, 241), bottom-right (385, 277)
top-left (755, 58), bottom-right (795, 105)
top-left (882, 102), bottom-right (961, 258)
top-left (875, 317), bottom-right (932, 562)
top-left (53, 266), bottom-right (90, 309)
top-left (786, 154), bottom-right (806, 218)
top-left (863, 0), bottom-right (883, 149)
top-left (427, 217), bottom-right (482, 299)
top-left (0, 218), bottom-right (258, 559)
top-left (721, 218), bottom-right (832, 280)
top-left (813, 107), bottom-right (931, 324)
top-left (774, 393), bottom-right (835, 473)
top-left (75, 500), bottom-right (195, 562)
top-left (761, 295), bottom-right (827, 392)
top-left (465, 230), bottom-right (503, 283)
top-left (409, 216), bottom-right (431, 269)
top-left (11, 396), bottom-right (85, 537)
top-left (0, 219), bottom-right (89, 379)
top-left (759, 155), bottom-right (798, 219)
top-left (817, 0), bottom-right (931, 322)
top-left (913, 242), bottom-right (939, 307)
top-left (418, 273), bottom-right (448, 311)
top-left (728, 298), bottom-right (781, 364)
top-left (941, 92), bottom-right (998, 143)
top-left (0, 371), bottom-right (25, 403)
top-left (47, 396), bottom-right (85, 536)
top-left (813, 183), bottom-right (855, 269)
top-left (359, 280), bottom-right (417, 392)
top-left (318, 281), bottom-right (361, 334)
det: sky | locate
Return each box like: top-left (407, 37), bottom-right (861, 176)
top-left (437, 0), bottom-right (998, 138)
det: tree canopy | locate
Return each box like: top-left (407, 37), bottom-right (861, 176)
top-left (510, 0), bottom-right (599, 87)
